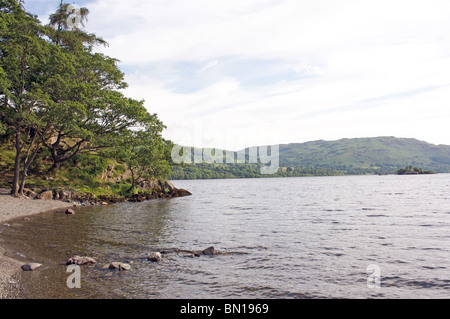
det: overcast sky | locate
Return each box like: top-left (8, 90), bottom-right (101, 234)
top-left (26, 0), bottom-right (450, 149)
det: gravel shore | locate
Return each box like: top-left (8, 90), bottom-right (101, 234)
top-left (0, 189), bottom-right (73, 299)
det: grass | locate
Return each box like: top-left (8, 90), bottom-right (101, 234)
top-left (0, 145), bottom-right (136, 198)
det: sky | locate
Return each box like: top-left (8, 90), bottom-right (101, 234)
top-left (24, 0), bottom-right (450, 150)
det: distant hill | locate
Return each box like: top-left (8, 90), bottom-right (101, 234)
top-left (170, 137), bottom-right (450, 179)
top-left (278, 136), bottom-right (450, 172)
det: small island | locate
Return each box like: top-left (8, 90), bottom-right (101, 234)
top-left (397, 166), bottom-right (436, 175)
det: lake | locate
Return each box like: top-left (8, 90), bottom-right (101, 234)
top-left (1, 174), bottom-right (449, 299)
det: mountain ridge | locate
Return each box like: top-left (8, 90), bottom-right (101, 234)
top-left (277, 136), bottom-right (450, 171)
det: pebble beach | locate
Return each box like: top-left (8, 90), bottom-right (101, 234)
top-left (0, 189), bottom-right (73, 299)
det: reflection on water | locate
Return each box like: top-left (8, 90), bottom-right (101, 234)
top-left (1, 174), bottom-right (449, 299)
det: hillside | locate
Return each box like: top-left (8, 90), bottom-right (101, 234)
top-left (279, 136), bottom-right (450, 172)
top-left (170, 137), bottom-right (450, 179)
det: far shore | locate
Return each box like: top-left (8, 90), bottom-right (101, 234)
top-left (0, 188), bottom-right (74, 299)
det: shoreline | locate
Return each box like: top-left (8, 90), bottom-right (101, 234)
top-left (0, 189), bottom-right (74, 299)
top-left (0, 183), bottom-right (192, 299)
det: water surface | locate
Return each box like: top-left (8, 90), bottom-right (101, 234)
top-left (1, 174), bottom-right (449, 298)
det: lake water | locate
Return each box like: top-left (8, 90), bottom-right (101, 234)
top-left (1, 174), bottom-right (449, 299)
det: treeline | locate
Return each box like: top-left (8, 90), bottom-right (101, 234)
top-left (0, 1), bottom-right (171, 197)
top-left (169, 163), bottom-right (398, 180)
top-left (168, 144), bottom-right (435, 180)
top-left (397, 166), bottom-right (436, 175)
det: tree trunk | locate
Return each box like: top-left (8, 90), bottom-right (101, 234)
top-left (19, 168), bottom-right (28, 196)
top-left (45, 136), bottom-right (84, 176)
top-left (48, 161), bottom-right (60, 177)
top-left (47, 142), bottom-right (62, 176)
top-left (19, 141), bottom-right (40, 196)
top-left (130, 167), bottom-right (136, 188)
top-left (11, 131), bottom-right (22, 197)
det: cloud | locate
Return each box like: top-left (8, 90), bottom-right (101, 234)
top-left (31, 0), bottom-right (450, 148)
top-left (197, 60), bottom-right (219, 76)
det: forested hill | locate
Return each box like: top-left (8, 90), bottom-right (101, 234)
top-left (279, 137), bottom-right (450, 172)
top-left (170, 137), bottom-right (450, 179)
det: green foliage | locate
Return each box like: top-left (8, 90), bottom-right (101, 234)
top-left (0, 0), bottom-right (55, 195)
top-left (66, 153), bottom-right (109, 184)
top-left (0, 147), bottom-right (14, 168)
top-left (170, 163), bottom-right (346, 180)
top-left (108, 123), bottom-right (171, 187)
top-left (397, 166), bottom-right (436, 175)
top-left (0, 1), bottom-right (173, 197)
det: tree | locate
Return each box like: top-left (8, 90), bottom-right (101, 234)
top-left (41, 87), bottom-right (152, 175)
top-left (39, 2), bottom-right (149, 175)
top-left (109, 120), bottom-right (171, 191)
top-left (48, 1), bottom-right (106, 47)
top-left (0, 0), bottom-right (53, 196)
top-left (1, 1), bottom-right (173, 197)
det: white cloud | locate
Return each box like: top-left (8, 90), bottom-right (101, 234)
top-left (71, 0), bottom-right (450, 148)
top-left (197, 60), bottom-right (219, 76)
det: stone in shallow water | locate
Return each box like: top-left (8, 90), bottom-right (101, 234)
top-left (106, 262), bottom-right (131, 271)
top-left (21, 263), bottom-right (42, 271)
top-left (66, 256), bottom-right (96, 265)
top-left (119, 263), bottom-right (131, 271)
top-left (202, 246), bottom-right (215, 255)
top-left (147, 252), bottom-right (162, 262)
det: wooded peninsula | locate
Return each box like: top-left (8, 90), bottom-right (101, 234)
top-left (0, 1), bottom-right (181, 202)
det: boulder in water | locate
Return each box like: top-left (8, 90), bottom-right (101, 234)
top-left (147, 252), bottom-right (162, 262)
top-left (65, 208), bottom-right (76, 215)
top-left (105, 262), bottom-right (131, 271)
top-left (202, 246), bottom-right (216, 255)
top-left (66, 256), bottom-right (96, 266)
top-left (21, 263), bottom-right (42, 271)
